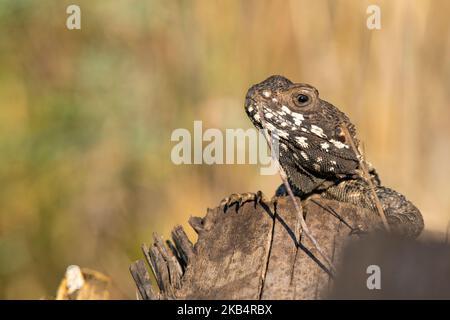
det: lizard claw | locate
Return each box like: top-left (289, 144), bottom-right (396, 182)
top-left (220, 191), bottom-right (268, 212)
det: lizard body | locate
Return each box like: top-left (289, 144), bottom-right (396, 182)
top-left (243, 75), bottom-right (424, 238)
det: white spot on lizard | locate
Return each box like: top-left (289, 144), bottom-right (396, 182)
top-left (329, 139), bottom-right (349, 149)
top-left (295, 136), bottom-right (309, 148)
top-left (276, 129), bottom-right (289, 139)
top-left (281, 105), bottom-right (291, 114)
top-left (320, 142), bottom-right (330, 151)
top-left (266, 123), bottom-right (276, 131)
top-left (310, 125), bottom-right (327, 138)
top-left (291, 112), bottom-right (304, 121)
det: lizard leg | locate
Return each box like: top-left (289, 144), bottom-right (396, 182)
top-left (220, 191), bottom-right (268, 212)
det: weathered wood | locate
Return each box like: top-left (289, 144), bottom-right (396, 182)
top-left (129, 260), bottom-right (159, 300)
top-left (179, 200), bottom-right (274, 299)
top-left (171, 225), bottom-right (195, 266)
top-left (131, 195), bottom-right (382, 300)
top-left (188, 216), bottom-right (204, 234)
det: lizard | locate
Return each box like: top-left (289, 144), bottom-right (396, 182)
top-left (221, 75), bottom-right (424, 238)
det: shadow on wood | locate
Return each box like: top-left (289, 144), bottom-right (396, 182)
top-left (130, 195), bottom-right (381, 299)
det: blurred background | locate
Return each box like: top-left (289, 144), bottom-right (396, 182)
top-left (0, 0), bottom-right (449, 299)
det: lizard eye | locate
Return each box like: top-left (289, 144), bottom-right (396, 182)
top-left (294, 94), bottom-right (311, 107)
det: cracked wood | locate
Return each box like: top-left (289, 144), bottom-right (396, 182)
top-left (131, 196), bottom-right (380, 299)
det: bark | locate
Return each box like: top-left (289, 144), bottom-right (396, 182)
top-left (130, 195), bottom-right (381, 300)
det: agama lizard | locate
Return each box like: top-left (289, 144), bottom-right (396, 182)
top-left (222, 75), bottom-right (424, 238)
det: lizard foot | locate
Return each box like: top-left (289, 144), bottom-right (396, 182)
top-left (220, 191), bottom-right (268, 212)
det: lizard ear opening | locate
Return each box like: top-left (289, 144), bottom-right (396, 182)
top-left (335, 126), bottom-right (347, 143)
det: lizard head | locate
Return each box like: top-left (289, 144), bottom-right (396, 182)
top-left (245, 75), bottom-right (360, 183)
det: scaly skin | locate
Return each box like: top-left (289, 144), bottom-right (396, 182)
top-left (241, 75), bottom-right (424, 238)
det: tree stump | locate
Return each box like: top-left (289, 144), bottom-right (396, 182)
top-left (130, 195), bottom-right (381, 300)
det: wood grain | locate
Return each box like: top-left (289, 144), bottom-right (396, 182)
top-left (130, 195), bottom-right (381, 300)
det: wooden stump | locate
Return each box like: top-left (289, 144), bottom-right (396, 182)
top-left (130, 195), bottom-right (381, 300)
